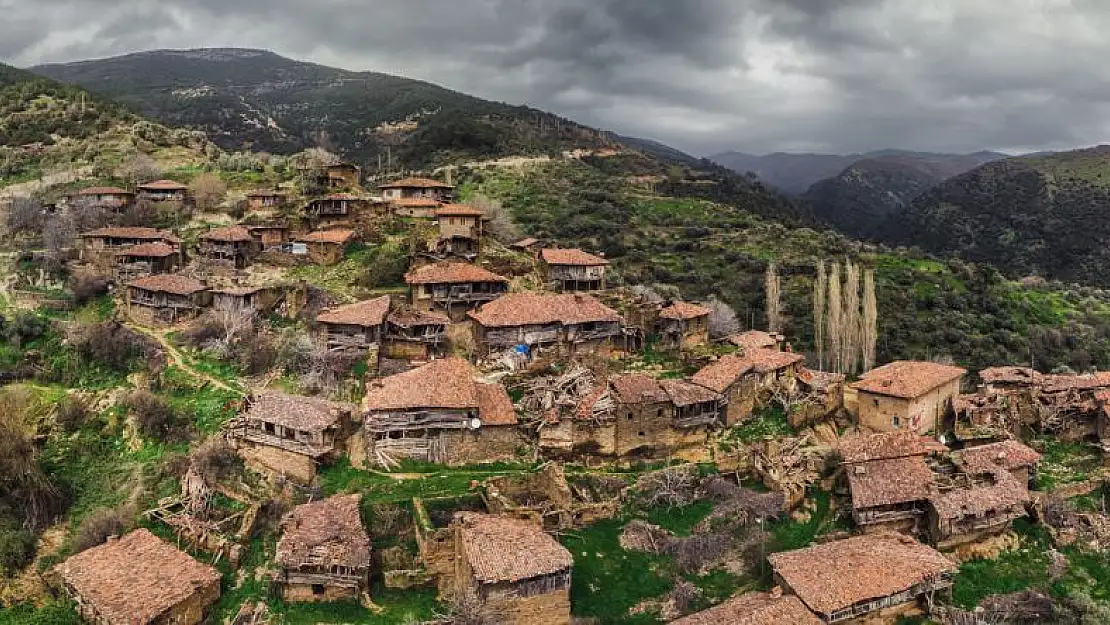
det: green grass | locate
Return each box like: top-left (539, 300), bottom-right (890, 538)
top-left (318, 458), bottom-right (536, 505)
top-left (724, 406), bottom-right (793, 446)
top-left (274, 587), bottom-right (441, 624)
top-left (0, 601), bottom-right (82, 625)
top-left (640, 501), bottom-right (713, 537)
top-left (1033, 439), bottom-right (1101, 490)
top-left (768, 489), bottom-right (843, 554)
top-left (951, 520), bottom-right (1053, 608)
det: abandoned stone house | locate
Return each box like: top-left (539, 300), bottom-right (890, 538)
top-left (276, 494), bottom-right (371, 603)
top-left (669, 591), bottom-right (823, 625)
top-left (540, 248), bottom-right (609, 291)
top-left (926, 469), bottom-right (1031, 549)
top-left (951, 439), bottom-right (1041, 487)
top-left (447, 513), bottom-right (573, 625)
top-left (767, 532), bottom-right (954, 624)
top-left (198, 225), bottom-right (255, 269)
top-left (433, 204), bottom-right (486, 258)
top-left (510, 237), bottom-right (544, 256)
top-left (391, 197), bottom-right (443, 218)
top-left (792, 369), bottom-right (847, 428)
top-left (690, 349), bottom-right (806, 426)
top-left (379, 176), bottom-right (455, 202)
top-left (80, 226), bottom-right (182, 265)
top-left (405, 262), bottom-right (509, 320)
top-left (384, 308), bottom-right (450, 362)
top-left (849, 361), bottom-right (967, 435)
top-left (68, 185), bottom-right (135, 210)
top-left (248, 223), bottom-right (291, 251)
top-left (246, 189), bottom-right (287, 210)
top-left (315, 295), bottom-right (391, 357)
top-left (58, 528), bottom-right (222, 625)
top-left (114, 242), bottom-right (181, 280)
top-left (137, 179), bottom-right (189, 202)
top-left (840, 431), bottom-right (941, 534)
top-left (298, 229), bottom-right (355, 265)
top-left (656, 301), bottom-right (712, 349)
top-left (322, 162), bottom-right (362, 189)
top-left (978, 366), bottom-right (1041, 392)
top-left (211, 285), bottom-right (283, 316)
top-left (303, 195), bottom-right (373, 230)
top-left (468, 292), bottom-right (627, 359)
top-left (727, 329), bottom-right (786, 352)
top-left (362, 357), bottom-right (520, 466)
top-left (231, 391), bottom-right (356, 484)
top-left (125, 274), bottom-right (211, 325)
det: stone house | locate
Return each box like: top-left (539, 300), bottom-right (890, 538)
top-left (926, 470), bottom-right (1031, 549)
top-left (468, 292), bottom-right (627, 359)
top-left (315, 295), bottom-right (391, 356)
top-left (211, 285), bottom-right (283, 316)
top-left (80, 227), bottom-right (182, 265)
top-left (248, 224), bottom-right (291, 251)
top-left (324, 163), bottom-right (362, 189)
top-left (405, 262), bottom-right (509, 320)
top-left (608, 374), bottom-right (722, 456)
top-left (540, 248), bottom-right (609, 291)
top-left (690, 349), bottom-right (806, 425)
top-left (434, 204), bottom-right (486, 258)
top-left (767, 533), bottom-right (954, 624)
top-left (303, 195), bottom-right (373, 229)
top-left (362, 357), bottom-right (521, 466)
top-left (68, 186), bottom-right (135, 211)
top-left (231, 391), bottom-right (356, 484)
top-left (510, 237), bottom-right (544, 256)
top-left (840, 432), bottom-right (940, 533)
top-left (951, 439), bottom-right (1041, 487)
top-left (58, 528), bottom-right (221, 625)
top-left (448, 513), bottom-right (573, 625)
top-left (137, 179), bottom-right (189, 202)
top-left (379, 176), bottom-right (455, 202)
top-left (656, 301), bottom-right (712, 349)
top-left (276, 494), bottom-right (371, 603)
top-left (727, 330), bottom-right (786, 351)
top-left (384, 308), bottom-right (450, 362)
top-left (792, 369), bottom-right (847, 428)
top-left (198, 225), bottom-right (255, 269)
top-left (246, 189), bottom-right (287, 210)
top-left (850, 361), bottom-right (967, 435)
top-left (391, 197), bottom-right (443, 218)
top-left (298, 229), bottom-right (355, 265)
top-left (114, 242), bottom-right (181, 280)
top-left (125, 274), bottom-right (210, 325)
top-left (669, 591), bottom-right (822, 625)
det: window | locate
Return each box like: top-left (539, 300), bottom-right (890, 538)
top-left (892, 416), bottom-right (901, 428)
top-left (312, 584), bottom-right (325, 596)
top-left (638, 431), bottom-right (646, 437)
top-left (656, 409), bottom-right (664, 418)
top-left (263, 422), bottom-right (275, 434)
top-left (873, 399), bottom-right (879, 407)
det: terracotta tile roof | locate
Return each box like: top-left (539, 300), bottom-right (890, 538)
top-left (456, 513), bottom-right (572, 584)
top-left (797, 368), bottom-right (846, 390)
top-left (127, 274), bottom-right (206, 296)
top-left (574, 386), bottom-right (611, 421)
top-left (245, 392), bottom-right (352, 432)
top-left (468, 293), bottom-right (622, 327)
top-left (201, 225), bottom-right (253, 242)
top-left (277, 494), bottom-right (371, 571)
top-left (58, 529), bottom-right (220, 624)
top-left (212, 286), bottom-right (267, 297)
top-left (82, 227), bottom-right (181, 243)
top-left (952, 440), bottom-right (1041, 475)
top-left (660, 379), bottom-right (721, 407)
top-left (379, 177), bottom-right (454, 189)
top-left (435, 204), bottom-right (485, 217)
top-left (690, 349), bottom-right (804, 394)
top-left (1041, 373), bottom-right (1110, 392)
top-left (364, 357), bottom-right (479, 411)
top-left (659, 301), bottom-right (712, 320)
top-left (929, 473), bottom-right (1031, 521)
top-left (610, 374), bottom-right (670, 404)
top-left (390, 197), bottom-right (442, 208)
top-left (838, 431), bottom-right (936, 464)
top-left (137, 179), bottom-right (188, 191)
top-left (476, 382), bottom-right (518, 426)
top-left (669, 592), bottom-right (822, 625)
top-left (850, 361), bottom-right (966, 399)
top-left (727, 330), bottom-right (781, 350)
top-left (75, 186), bottom-right (132, 196)
top-left (847, 455), bottom-right (935, 509)
top-left (512, 237), bottom-right (541, 248)
top-left (298, 229), bottom-right (356, 244)
top-left (405, 262), bottom-right (508, 285)
top-left (320, 193), bottom-right (364, 201)
top-left (979, 366), bottom-right (1039, 386)
top-left (541, 248), bottom-right (609, 266)
top-left (743, 348), bottom-right (805, 374)
top-left (387, 309), bottom-right (451, 328)
top-left (116, 242), bottom-right (178, 258)
top-left (767, 533), bottom-right (954, 616)
top-left (316, 296), bottom-right (391, 328)
top-left (246, 189), bottom-right (285, 198)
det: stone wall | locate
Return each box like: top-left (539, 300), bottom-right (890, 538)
top-left (237, 442), bottom-right (317, 484)
top-left (441, 426), bottom-right (526, 465)
top-left (485, 588), bottom-right (572, 625)
top-left (858, 379), bottom-right (959, 434)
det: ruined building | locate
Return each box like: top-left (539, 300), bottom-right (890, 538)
top-left (211, 285), bottom-right (284, 316)
top-left (384, 308), bottom-right (450, 362)
top-left (58, 528), bottom-right (221, 625)
top-left (362, 357), bottom-right (520, 466)
top-left (276, 494), bottom-right (371, 603)
top-left (656, 301), bottom-right (712, 349)
top-left (405, 262), bottom-right (509, 320)
top-left (670, 591), bottom-right (822, 625)
top-left (80, 227), bottom-right (182, 265)
top-left (391, 197), bottom-right (443, 218)
top-left (691, 348), bottom-right (806, 425)
top-left (248, 223), bottom-right (290, 252)
top-left (433, 204), bottom-right (486, 258)
top-left (125, 274), bottom-right (210, 325)
top-left (136, 179), bottom-right (189, 202)
top-left (246, 189), bottom-right (286, 210)
top-left (67, 186), bottom-right (135, 212)
top-left (468, 292), bottom-right (627, 359)
top-left (727, 330), bottom-right (786, 352)
top-left (198, 225), bottom-right (255, 269)
top-left (114, 242), bottom-right (181, 280)
top-left (303, 196), bottom-right (373, 231)
top-left (849, 361), bottom-right (966, 435)
top-left (840, 431), bottom-right (941, 534)
top-left (298, 229), bottom-right (355, 265)
top-left (379, 177), bottom-right (455, 202)
top-left (540, 248), bottom-right (609, 291)
top-left (315, 295), bottom-right (392, 355)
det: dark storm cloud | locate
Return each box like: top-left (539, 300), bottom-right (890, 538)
top-left (4, 0), bottom-right (1110, 155)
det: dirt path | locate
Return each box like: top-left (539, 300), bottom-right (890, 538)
top-left (125, 322), bottom-right (244, 395)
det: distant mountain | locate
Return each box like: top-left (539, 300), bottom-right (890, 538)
top-left (878, 145), bottom-right (1110, 286)
top-left (803, 152), bottom-right (1005, 239)
top-left (709, 149), bottom-right (1008, 195)
top-left (32, 48), bottom-right (612, 169)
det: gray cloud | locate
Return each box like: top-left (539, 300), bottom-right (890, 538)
top-left (4, 0), bottom-right (1110, 156)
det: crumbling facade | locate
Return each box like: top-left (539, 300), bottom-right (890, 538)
top-left (276, 494), bottom-right (371, 603)
top-left (137, 179), bottom-right (189, 202)
top-left (248, 224), bottom-right (290, 251)
top-left (246, 189), bottom-right (286, 210)
top-left (850, 361), bottom-right (966, 435)
top-left (840, 432), bottom-right (940, 534)
top-left (468, 292), bottom-right (628, 359)
top-left (198, 225), bottom-right (255, 269)
top-left (80, 227), bottom-right (182, 265)
top-left (433, 204), bottom-right (486, 258)
top-left (114, 242), bottom-right (181, 280)
top-left (211, 286), bottom-right (284, 316)
top-left (656, 301), bottom-right (711, 349)
top-left (68, 186), bottom-right (135, 212)
top-left (379, 177), bottom-right (455, 202)
top-left (125, 274), bottom-right (210, 325)
top-left (298, 229), bottom-right (355, 265)
top-left (691, 349), bottom-right (806, 425)
top-left (405, 262), bottom-right (509, 320)
top-left (315, 295), bottom-right (391, 356)
top-left (384, 309), bottom-right (450, 362)
top-left (540, 248), bottom-right (609, 291)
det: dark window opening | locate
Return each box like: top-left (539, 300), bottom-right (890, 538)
top-left (312, 584), bottom-right (325, 596)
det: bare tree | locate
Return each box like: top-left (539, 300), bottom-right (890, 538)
top-left (813, 260), bottom-right (827, 370)
top-left (7, 196), bottom-right (43, 235)
top-left (119, 153), bottom-right (163, 186)
top-left (118, 198), bottom-right (155, 228)
top-left (43, 213), bottom-right (76, 259)
top-left (633, 465), bottom-right (699, 508)
top-left (764, 262), bottom-right (782, 334)
top-left (469, 192), bottom-right (521, 243)
top-left (862, 268), bottom-right (878, 371)
top-left (827, 263), bottom-right (843, 373)
top-left (707, 295), bottom-right (741, 339)
top-left (202, 302), bottom-right (256, 358)
top-left (68, 199), bottom-right (111, 231)
top-left (191, 172), bottom-right (227, 212)
top-left (842, 262), bottom-right (861, 374)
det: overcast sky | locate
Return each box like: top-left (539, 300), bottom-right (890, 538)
top-left (3, 0), bottom-right (1110, 156)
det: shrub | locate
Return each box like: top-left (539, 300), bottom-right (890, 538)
top-left (69, 268), bottom-right (110, 304)
top-left (125, 390), bottom-right (188, 442)
top-left (70, 321), bottom-right (158, 372)
top-left (6, 310), bottom-right (48, 347)
top-left (55, 395), bottom-right (90, 431)
top-left (7, 196), bottom-right (43, 235)
top-left (191, 172), bottom-right (227, 211)
top-left (0, 514), bottom-right (35, 576)
top-left (189, 438), bottom-right (240, 485)
top-left (71, 506), bottom-right (133, 554)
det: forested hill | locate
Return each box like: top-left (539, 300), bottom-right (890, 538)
top-left (32, 48), bottom-right (613, 170)
top-left (878, 145), bottom-right (1110, 287)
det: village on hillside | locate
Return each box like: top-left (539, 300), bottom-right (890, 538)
top-left (2, 152), bottom-right (1110, 625)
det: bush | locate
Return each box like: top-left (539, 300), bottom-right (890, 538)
top-left (191, 172), bottom-right (227, 211)
top-left (55, 395), bottom-right (90, 431)
top-left (7, 196), bottom-right (43, 235)
top-left (189, 438), bottom-right (240, 485)
top-left (70, 321), bottom-right (159, 372)
top-left (125, 390), bottom-right (188, 442)
top-left (71, 506), bottom-right (133, 554)
top-left (69, 268), bottom-right (110, 305)
top-left (5, 311), bottom-right (48, 347)
top-left (360, 242), bottom-right (410, 289)
top-left (0, 514), bottom-right (35, 576)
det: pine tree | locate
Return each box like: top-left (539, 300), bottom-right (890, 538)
top-left (814, 260), bottom-right (827, 370)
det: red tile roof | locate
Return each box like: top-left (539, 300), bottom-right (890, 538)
top-left (298, 229), bottom-right (356, 244)
top-left (456, 513), bottom-right (572, 584)
top-left (390, 197), bottom-right (442, 208)
top-left (690, 349), bottom-right (804, 393)
top-left (405, 262), bottom-right (508, 285)
top-left (727, 330), bottom-right (781, 350)
top-left (659, 301), bottom-right (712, 320)
top-left (929, 473), bottom-right (1031, 521)
top-left (838, 431), bottom-right (939, 464)
top-left (952, 440), bottom-right (1041, 475)
top-left (847, 455), bottom-right (936, 509)
top-left (244, 392), bottom-right (352, 432)
top-left (379, 177), bottom-right (454, 189)
top-left (316, 296), bottom-right (391, 328)
top-left (511, 237), bottom-right (542, 248)
top-left (201, 225), bottom-right (252, 242)
top-left (137, 179), bottom-right (188, 191)
top-left (850, 361), bottom-right (966, 399)
top-left (364, 357), bottom-right (480, 412)
top-left (277, 494), bottom-right (371, 571)
top-left (978, 366), bottom-right (1039, 386)
top-left (75, 186), bottom-right (132, 196)
top-left (767, 533), bottom-right (954, 616)
top-left (468, 293), bottom-right (622, 327)
top-left (476, 382), bottom-right (518, 426)
top-left (541, 248), bottom-right (609, 266)
top-left (610, 374), bottom-right (670, 405)
top-left (387, 309), bottom-right (451, 328)
top-left (58, 529), bottom-right (220, 624)
top-left (127, 274), bottom-right (206, 296)
top-left (435, 204), bottom-right (485, 217)
top-left (660, 379), bottom-right (721, 407)
top-left (116, 242), bottom-right (178, 258)
top-left (669, 592), bottom-right (822, 625)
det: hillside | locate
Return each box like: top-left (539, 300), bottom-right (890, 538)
top-left (32, 48), bottom-right (612, 170)
top-left (881, 145), bottom-right (1110, 286)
